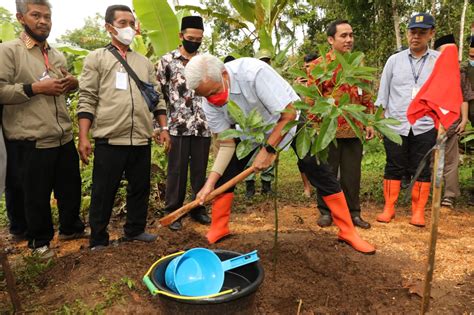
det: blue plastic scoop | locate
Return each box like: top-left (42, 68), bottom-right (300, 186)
top-left (165, 248), bottom-right (259, 296)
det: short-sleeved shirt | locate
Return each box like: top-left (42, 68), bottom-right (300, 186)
top-left (202, 58), bottom-right (300, 149)
top-left (156, 48), bottom-right (211, 137)
top-left (375, 48), bottom-right (440, 136)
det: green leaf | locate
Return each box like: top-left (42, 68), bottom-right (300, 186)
top-left (258, 28), bottom-right (274, 52)
top-left (342, 113), bottom-right (364, 142)
top-left (353, 66), bottom-right (378, 73)
top-left (350, 111), bottom-right (370, 125)
top-left (133, 0), bottom-right (181, 58)
top-left (310, 65), bottom-right (326, 81)
top-left (258, 0), bottom-right (277, 21)
top-left (175, 5), bottom-right (248, 30)
top-left (229, 0), bottom-right (256, 22)
top-left (460, 133), bottom-right (474, 144)
top-left (292, 100), bottom-right (311, 111)
top-left (295, 127), bottom-right (311, 159)
top-left (281, 120), bottom-right (299, 135)
top-left (315, 117), bottom-right (338, 152)
top-left (236, 140), bottom-right (255, 160)
top-left (130, 35), bottom-right (148, 56)
top-left (0, 22), bottom-right (15, 42)
top-left (375, 106), bottom-right (384, 120)
top-left (218, 129), bottom-right (242, 140)
top-left (340, 104), bottom-right (366, 112)
top-left (309, 101), bottom-right (332, 116)
top-left (246, 108), bottom-right (264, 127)
top-left (56, 45), bottom-right (90, 56)
top-left (376, 118), bottom-right (401, 126)
top-left (288, 68), bottom-right (306, 79)
top-left (329, 106), bottom-right (342, 119)
top-left (227, 100), bottom-right (246, 128)
top-left (292, 84), bottom-right (318, 99)
top-left (335, 51), bottom-right (350, 71)
top-left (348, 51), bottom-right (364, 66)
top-left (274, 38), bottom-right (296, 65)
top-left (338, 93), bottom-right (350, 107)
top-left (376, 125), bottom-right (402, 145)
top-left (175, 9), bottom-right (191, 29)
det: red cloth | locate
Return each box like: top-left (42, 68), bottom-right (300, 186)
top-left (407, 45), bottom-right (462, 129)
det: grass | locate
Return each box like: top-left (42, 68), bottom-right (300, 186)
top-left (56, 277), bottom-right (137, 314)
top-left (0, 139), bottom-right (472, 227)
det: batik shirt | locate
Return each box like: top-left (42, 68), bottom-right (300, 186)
top-left (156, 48), bottom-right (211, 137)
top-left (307, 52), bottom-right (374, 138)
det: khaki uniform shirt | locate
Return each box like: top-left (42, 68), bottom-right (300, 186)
top-left (0, 33), bottom-right (73, 148)
top-left (77, 45), bottom-right (166, 145)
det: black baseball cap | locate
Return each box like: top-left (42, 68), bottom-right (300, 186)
top-left (408, 13), bottom-right (435, 29)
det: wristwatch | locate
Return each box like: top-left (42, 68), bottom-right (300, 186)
top-left (264, 143), bottom-right (277, 154)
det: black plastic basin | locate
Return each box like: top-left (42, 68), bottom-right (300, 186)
top-left (147, 249), bottom-right (264, 315)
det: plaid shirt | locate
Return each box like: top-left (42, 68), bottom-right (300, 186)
top-left (156, 48), bottom-right (210, 137)
top-left (307, 52), bottom-right (374, 138)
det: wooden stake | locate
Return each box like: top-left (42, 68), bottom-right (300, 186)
top-left (421, 125), bottom-right (446, 314)
top-left (0, 243), bottom-right (23, 313)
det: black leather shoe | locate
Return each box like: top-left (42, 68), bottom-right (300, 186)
top-left (352, 216), bottom-right (371, 229)
top-left (261, 180), bottom-right (273, 195)
top-left (245, 181), bottom-right (255, 198)
top-left (190, 212), bottom-right (211, 225)
top-left (168, 220), bottom-right (182, 231)
top-left (317, 214), bottom-right (332, 227)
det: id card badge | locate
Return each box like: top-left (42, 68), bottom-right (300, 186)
top-left (116, 71), bottom-right (128, 90)
top-left (39, 71), bottom-right (51, 81)
top-left (411, 87), bottom-right (420, 100)
top-left (357, 87), bottom-right (363, 96)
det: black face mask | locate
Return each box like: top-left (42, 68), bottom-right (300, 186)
top-left (182, 39), bottom-right (201, 54)
top-left (24, 24), bottom-right (49, 42)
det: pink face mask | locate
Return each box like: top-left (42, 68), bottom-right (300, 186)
top-left (206, 80), bottom-right (229, 107)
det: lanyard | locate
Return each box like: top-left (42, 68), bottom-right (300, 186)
top-left (41, 47), bottom-right (50, 72)
top-left (408, 54), bottom-right (428, 85)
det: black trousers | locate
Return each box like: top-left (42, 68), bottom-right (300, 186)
top-left (384, 128), bottom-right (436, 182)
top-left (5, 141), bottom-right (27, 235)
top-left (317, 138), bottom-right (363, 217)
top-left (216, 141), bottom-right (341, 197)
top-left (164, 136), bottom-right (211, 215)
top-left (89, 144), bottom-right (151, 247)
top-left (5, 140), bottom-right (84, 249)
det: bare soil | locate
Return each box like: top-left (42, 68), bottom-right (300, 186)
top-left (1, 201), bottom-right (473, 314)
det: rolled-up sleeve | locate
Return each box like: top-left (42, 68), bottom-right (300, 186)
top-left (0, 44), bottom-right (30, 105)
top-left (77, 52), bottom-right (100, 120)
top-left (375, 56), bottom-right (394, 109)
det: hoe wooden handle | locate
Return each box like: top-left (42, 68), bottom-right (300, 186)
top-left (159, 166), bottom-right (256, 227)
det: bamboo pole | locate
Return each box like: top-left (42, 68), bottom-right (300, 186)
top-left (420, 125), bottom-right (446, 314)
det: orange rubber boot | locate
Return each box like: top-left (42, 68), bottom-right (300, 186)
top-left (376, 179), bottom-right (401, 223)
top-left (410, 181), bottom-right (431, 227)
top-left (207, 193), bottom-right (233, 244)
top-left (323, 192), bottom-right (376, 255)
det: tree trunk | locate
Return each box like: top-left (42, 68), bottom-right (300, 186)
top-left (431, 0), bottom-right (436, 16)
top-left (458, 0), bottom-right (469, 61)
top-left (391, 0), bottom-right (402, 51)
